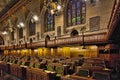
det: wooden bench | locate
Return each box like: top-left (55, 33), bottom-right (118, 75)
top-left (26, 67), bottom-right (50, 80)
top-left (0, 62), bottom-right (8, 77)
top-left (10, 64), bottom-right (27, 79)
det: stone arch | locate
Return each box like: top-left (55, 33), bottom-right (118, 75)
top-left (39, 0), bottom-right (44, 11)
top-left (63, 0), bottom-right (70, 29)
top-left (70, 29), bottom-right (79, 37)
top-left (40, 3), bottom-right (54, 37)
top-left (40, 6), bottom-right (47, 35)
top-left (26, 12), bottom-right (35, 37)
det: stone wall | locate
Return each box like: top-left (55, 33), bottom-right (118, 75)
top-left (2, 0), bottom-right (114, 46)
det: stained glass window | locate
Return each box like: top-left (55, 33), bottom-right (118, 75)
top-left (29, 18), bottom-right (36, 36)
top-left (19, 28), bottom-right (23, 39)
top-left (67, 0), bottom-right (86, 27)
top-left (44, 10), bottom-right (54, 32)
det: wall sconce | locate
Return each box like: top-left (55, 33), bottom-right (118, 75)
top-left (17, 22), bottom-right (25, 28)
top-left (2, 31), bottom-right (8, 35)
top-left (33, 15), bottom-right (39, 21)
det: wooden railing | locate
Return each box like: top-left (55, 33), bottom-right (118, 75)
top-left (55, 32), bottom-right (106, 46)
top-left (0, 32), bottom-right (107, 50)
top-left (27, 41), bottom-right (45, 49)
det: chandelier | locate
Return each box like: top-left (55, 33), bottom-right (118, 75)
top-left (46, 0), bottom-right (63, 15)
top-left (2, 18), bottom-right (15, 35)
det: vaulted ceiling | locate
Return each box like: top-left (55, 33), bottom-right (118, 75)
top-left (0, 0), bottom-right (12, 12)
top-left (0, 0), bottom-right (11, 12)
top-left (0, 0), bottom-right (19, 18)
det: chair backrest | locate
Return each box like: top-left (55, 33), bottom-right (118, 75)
top-left (47, 64), bottom-right (55, 71)
top-left (92, 71), bottom-right (110, 80)
top-left (26, 68), bottom-right (49, 80)
top-left (67, 62), bottom-right (75, 73)
top-left (55, 65), bottom-right (64, 76)
top-left (29, 62), bottom-right (35, 67)
top-left (34, 63), bottom-right (40, 68)
top-left (76, 68), bottom-right (89, 77)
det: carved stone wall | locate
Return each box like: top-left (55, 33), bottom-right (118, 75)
top-left (1, 0), bottom-right (114, 46)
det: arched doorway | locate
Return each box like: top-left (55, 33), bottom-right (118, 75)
top-left (70, 29), bottom-right (79, 37)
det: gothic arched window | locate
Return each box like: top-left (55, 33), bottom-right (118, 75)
top-left (44, 10), bottom-right (54, 32)
top-left (19, 28), bottom-right (23, 39)
top-left (67, 0), bottom-right (86, 27)
top-left (29, 18), bottom-right (36, 36)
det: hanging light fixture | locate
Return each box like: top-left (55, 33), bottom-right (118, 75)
top-left (1, 12), bottom-right (15, 35)
top-left (46, 0), bottom-right (63, 15)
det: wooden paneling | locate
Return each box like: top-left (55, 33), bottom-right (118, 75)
top-left (26, 68), bottom-right (50, 80)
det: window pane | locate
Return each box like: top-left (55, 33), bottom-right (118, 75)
top-left (45, 11), bottom-right (54, 32)
top-left (67, 0), bottom-right (86, 27)
top-left (68, 9), bottom-right (71, 26)
top-left (82, 2), bottom-right (86, 23)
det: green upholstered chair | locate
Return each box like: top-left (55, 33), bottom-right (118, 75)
top-left (55, 66), bottom-right (64, 77)
top-left (75, 68), bottom-right (90, 77)
top-left (92, 71), bottom-right (110, 80)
